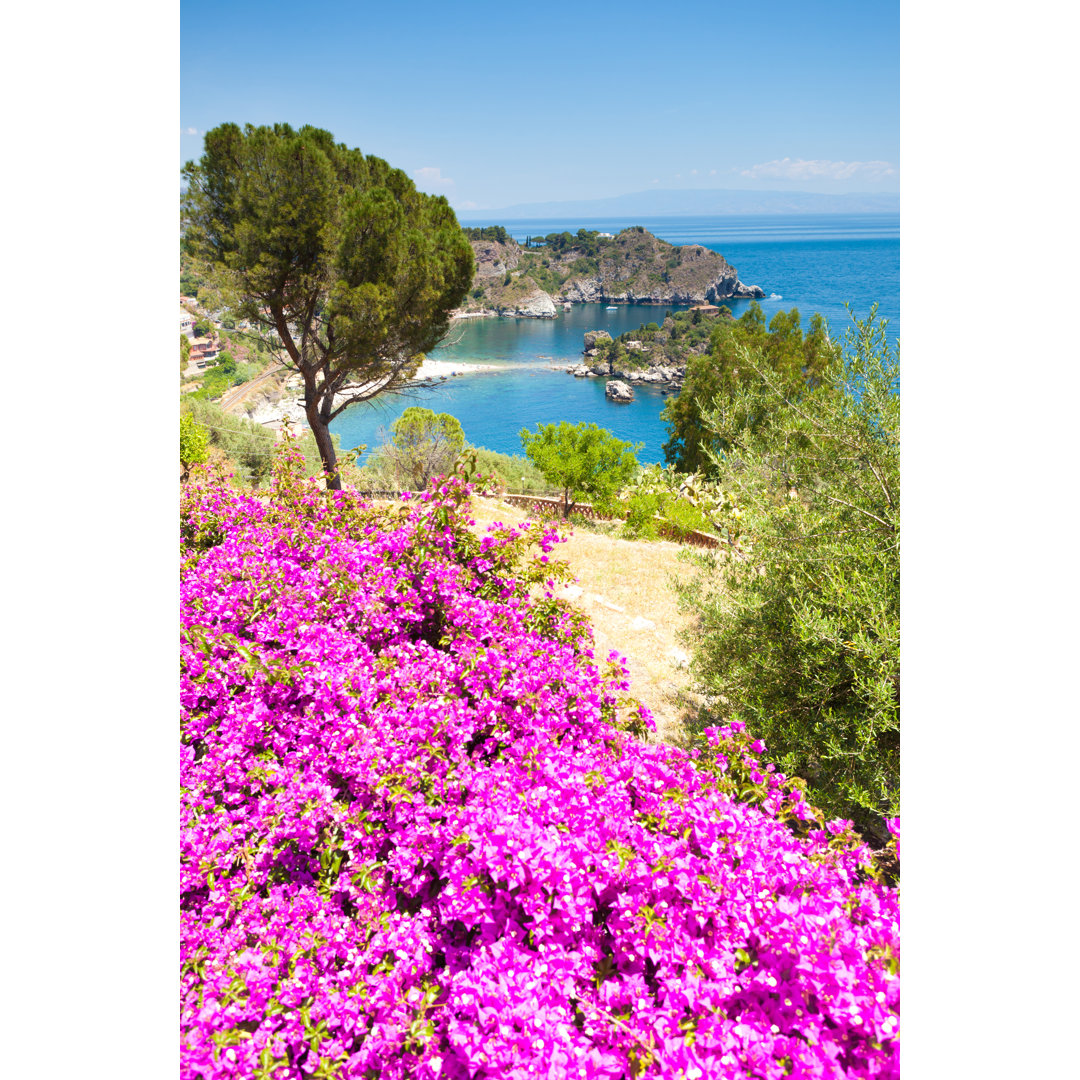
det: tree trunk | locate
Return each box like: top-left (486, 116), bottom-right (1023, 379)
top-left (305, 400), bottom-right (342, 491)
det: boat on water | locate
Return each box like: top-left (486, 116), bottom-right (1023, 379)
top-left (605, 305), bottom-right (618, 311)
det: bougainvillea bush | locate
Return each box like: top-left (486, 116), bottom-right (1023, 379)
top-left (180, 443), bottom-right (899, 1080)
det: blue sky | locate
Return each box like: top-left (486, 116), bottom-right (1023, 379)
top-left (180, 0), bottom-right (898, 211)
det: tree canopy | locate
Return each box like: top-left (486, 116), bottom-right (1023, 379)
top-left (661, 303), bottom-right (838, 472)
top-left (461, 225), bottom-right (511, 243)
top-left (383, 407), bottom-right (466, 490)
top-left (519, 421), bottom-right (641, 517)
top-left (180, 123), bottom-right (475, 488)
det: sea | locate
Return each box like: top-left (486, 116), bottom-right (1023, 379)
top-left (330, 213), bottom-right (899, 465)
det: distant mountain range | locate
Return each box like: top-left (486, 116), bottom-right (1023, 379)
top-left (455, 188), bottom-right (899, 220)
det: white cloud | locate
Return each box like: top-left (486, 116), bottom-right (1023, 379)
top-left (181, 127), bottom-right (199, 136)
top-left (650, 178), bottom-right (659, 184)
top-left (413, 166), bottom-right (455, 190)
top-left (739, 157), bottom-right (896, 182)
top-left (457, 200), bottom-right (478, 210)
top-left (709, 169), bottom-right (717, 176)
top-left (690, 168), bottom-right (698, 176)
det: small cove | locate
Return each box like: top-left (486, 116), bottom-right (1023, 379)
top-left (331, 213), bottom-right (899, 464)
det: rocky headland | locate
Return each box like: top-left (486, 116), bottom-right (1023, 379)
top-left (456, 226), bottom-right (763, 318)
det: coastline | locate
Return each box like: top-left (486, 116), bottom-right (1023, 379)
top-left (410, 358), bottom-right (510, 380)
top-left (244, 359), bottom-right (511, 431)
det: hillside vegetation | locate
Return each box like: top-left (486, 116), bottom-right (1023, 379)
top-left (180, 442), bottom-right (899, 1078)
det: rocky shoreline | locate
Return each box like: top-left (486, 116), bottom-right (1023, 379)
top-left (605, 379), bottom-right (635, 402)
top-left (566, 327), bottom-right (686, 393)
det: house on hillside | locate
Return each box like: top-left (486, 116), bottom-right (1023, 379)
top-left (189, 336), bottom-right (219, 367)
top-left (181, 308), bottom-right (196, 339)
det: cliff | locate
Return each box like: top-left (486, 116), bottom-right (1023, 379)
top-left (455, 227), bottom-right (763, 317)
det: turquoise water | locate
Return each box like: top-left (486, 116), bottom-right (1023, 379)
top-left (331, 214), bottom-right (899, 465)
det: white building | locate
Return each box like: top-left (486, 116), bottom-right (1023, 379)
top-left (181, 308), bottom-right (196, 339)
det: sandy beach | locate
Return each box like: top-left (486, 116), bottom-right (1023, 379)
top-left (409, 358), bottom-right (510, 380)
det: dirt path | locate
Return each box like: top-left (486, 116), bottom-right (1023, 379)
top-left (467, 496), bottom-right (711, 745)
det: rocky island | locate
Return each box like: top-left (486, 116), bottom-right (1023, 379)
top-left (569, 306), bottom-right (739, 390)
top-left (456, 226), bottom-right (763, 318)
top-left (568, 300), bottom-right (838, 395)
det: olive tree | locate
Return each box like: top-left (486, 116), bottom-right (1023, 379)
top-left (678, 309), bottom-right (898, 842)
top-left (181, 123), bottom-right (475, 489)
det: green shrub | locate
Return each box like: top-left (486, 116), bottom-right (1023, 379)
top-left (183, 398), bottom-right (345, 488)
top-left (621, 490), bottom-right (662, 539)
top-left (523, 262), bottom-right (566, 296)
top-left (233, 362), bottom-right (258, 385)
top-left (194, 366), bottom-right (233, 400)
top-left (180, 413), bottom-right (209, 480)
top-left (657, 496), bottom-right (712, 540)
top-left (617, 481), bottom-right (716, 543)
top-left (677, 309), bottom-right (898, 843)
top-left (615, 464), bottom-right (732, 544)
top-left (182, 399), bottom-right (276, 487)
top-left (469, 447), bottom-right (556, 494)
top-left (568, 256), bottom-right (599, 278)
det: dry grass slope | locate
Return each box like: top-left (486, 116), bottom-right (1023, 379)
top-left (467, 495), bottom-right (716, 744)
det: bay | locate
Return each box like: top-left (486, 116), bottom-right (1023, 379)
top-left (331, 213), bottom-right (899, 465)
